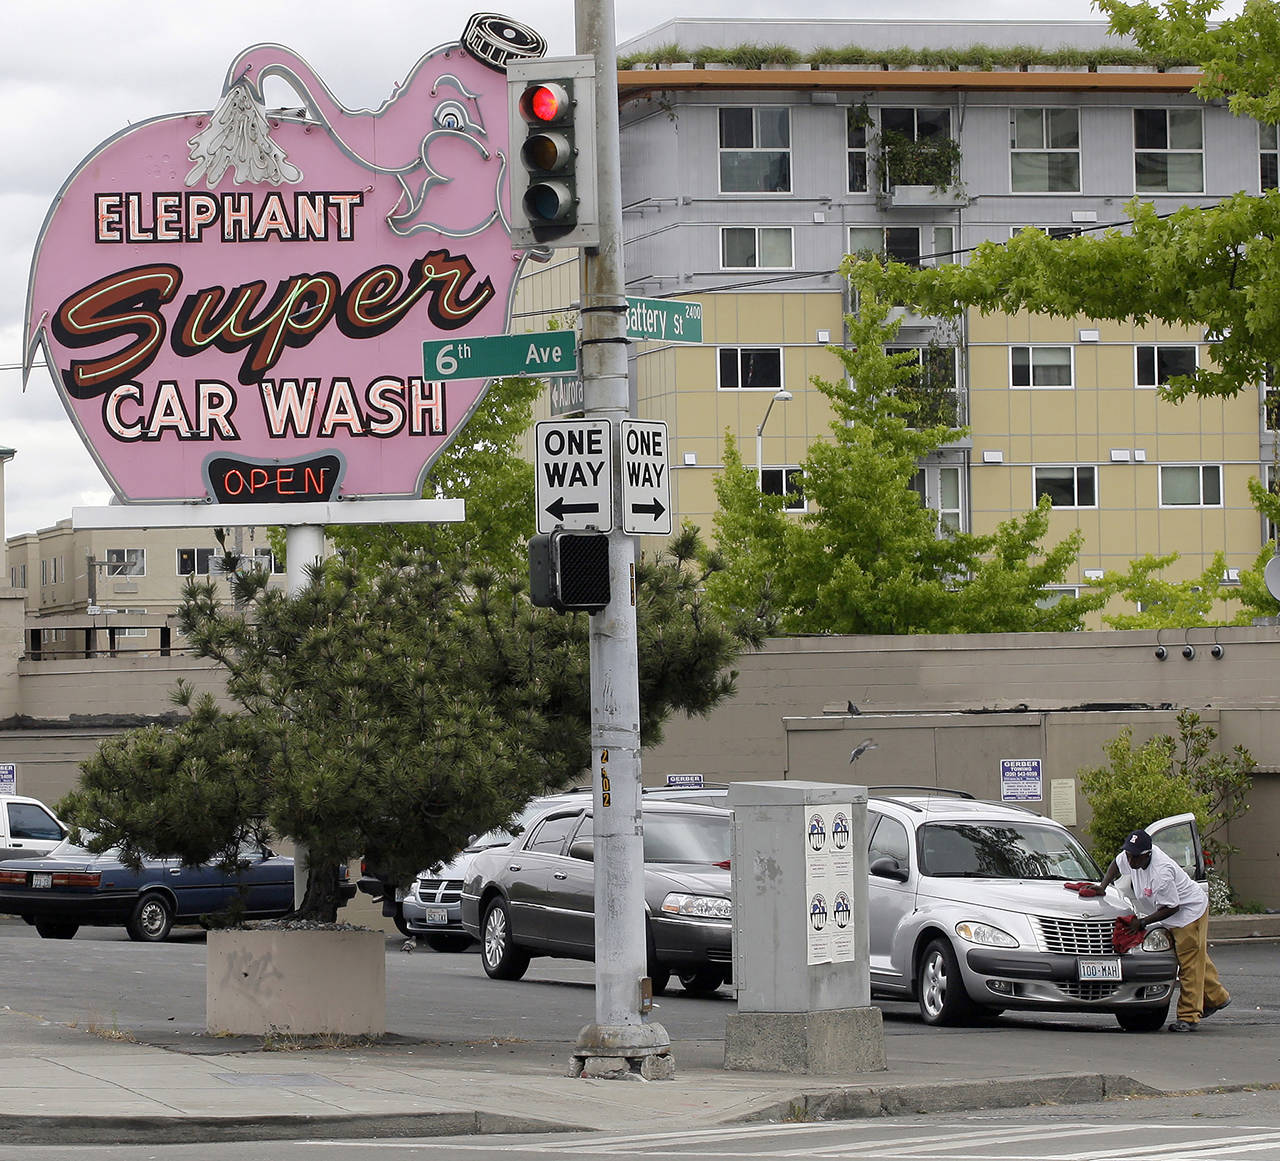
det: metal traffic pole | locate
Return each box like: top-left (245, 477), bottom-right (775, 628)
top-left (286, 523), bottom-right (325, 909)
top-left (570, 0), bottom-right (673, 1079)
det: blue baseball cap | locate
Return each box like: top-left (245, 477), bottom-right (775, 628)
top-left (1122, 829), bottom-right (1153, 856)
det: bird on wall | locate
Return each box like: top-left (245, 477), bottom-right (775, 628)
top-left (849, 739), bottom-right (878, 764)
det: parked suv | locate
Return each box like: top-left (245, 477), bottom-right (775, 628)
top-left (866, 790), bottom-right (1193, 1031)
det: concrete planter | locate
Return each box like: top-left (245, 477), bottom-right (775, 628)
top-left (207, 927), bottom-right (386, 1037)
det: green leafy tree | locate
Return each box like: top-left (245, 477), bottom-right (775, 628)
top-left (1080, 708), bottom-right (1254, 865)
top-left (703, 288), bottom-right (1106, 634)
top-left (1099, 550), bottom-right (1244, 628)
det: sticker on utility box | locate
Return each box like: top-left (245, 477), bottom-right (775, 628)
top-left (1000, 758), bottom-right (1043, 802)
top-left (805, 804), bottom-right (855, 966)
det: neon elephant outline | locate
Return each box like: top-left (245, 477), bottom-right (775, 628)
top-left (189, 12), bottom-right (546, 239)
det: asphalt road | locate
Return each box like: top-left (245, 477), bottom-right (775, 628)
top-left (1, 919), bottom-right (1276, 1062)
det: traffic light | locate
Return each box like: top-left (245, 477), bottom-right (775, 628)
top-left (507, 56), bottom-right (599, 249)
top-left (529, 529), bottom-right (610, 613)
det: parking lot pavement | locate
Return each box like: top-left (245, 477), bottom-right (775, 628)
top-left (1, 925), bottom-right (1278, 1146)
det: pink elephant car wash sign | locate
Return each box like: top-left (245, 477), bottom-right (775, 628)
top-left (23, 14), bottom-right (545, 505)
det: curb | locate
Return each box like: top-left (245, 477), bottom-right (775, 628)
top-left (735, 1073), bottom-right (1160, 1124)
top-left (0, 1109), bottom-right (584, 1147)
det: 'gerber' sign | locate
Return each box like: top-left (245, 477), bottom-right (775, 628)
top-left (24, 13), bottom-right (545, 505)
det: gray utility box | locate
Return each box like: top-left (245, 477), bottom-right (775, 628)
top-left (724, 781), bottom-right (885, 1074)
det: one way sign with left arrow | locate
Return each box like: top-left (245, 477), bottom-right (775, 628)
top-left (535, 419), bottom-right (613, 534)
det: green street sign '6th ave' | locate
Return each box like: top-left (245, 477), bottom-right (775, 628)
top-left (422, 332), bottom-right (577, 381)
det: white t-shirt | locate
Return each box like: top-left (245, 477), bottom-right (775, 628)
top-left (1118, 845), bottom-right (1207, 928)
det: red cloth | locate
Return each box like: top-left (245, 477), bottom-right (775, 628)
top-left (1063, 881), bottom-right (1103, 897)
top-left (1113, 915), bottom-right (1145, 953)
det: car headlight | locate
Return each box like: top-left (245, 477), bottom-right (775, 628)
top-left (954, 920), bottom-right (1018, 948)
top-left (661, 892), bottom-right (732, 920)
top-left (1141, 926), bottom-right (1173, 952)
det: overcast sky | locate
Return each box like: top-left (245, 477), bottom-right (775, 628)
top-left (0, 0), bottom-right (1244, 539)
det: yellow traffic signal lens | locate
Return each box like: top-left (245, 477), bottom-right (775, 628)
top-left (522, 132), bottom-right (571, 173)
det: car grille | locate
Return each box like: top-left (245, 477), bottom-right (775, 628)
top-left (415, 878), bottom-right (462, 904)
top-left (1057, 981), bottom-right (1121, 1001)
top-left (1035, 916), bottom-right (1116, 955)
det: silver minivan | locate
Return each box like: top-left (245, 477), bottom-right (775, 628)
top-left (866, 791), bottom-right (1196, 1031)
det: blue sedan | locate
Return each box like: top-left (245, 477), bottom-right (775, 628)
top-left (0, 836), bottom-right (340, 941)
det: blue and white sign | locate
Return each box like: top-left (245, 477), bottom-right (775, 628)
top-left (0, 763), bottom-right (15, 795)
top-left (664, 773), bottom-right (704, 789)
top-left (1000, 758), bottom-right (1043, 802)
top-left (804, 803), bottom-right (856, 966)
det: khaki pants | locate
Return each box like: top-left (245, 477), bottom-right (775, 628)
top-left (1169, 910), bottom-right (1230, 1023)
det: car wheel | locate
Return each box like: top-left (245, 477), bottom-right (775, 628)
top-left (678, 965), bottom-right (724, 996)
top-left (392, 909), bottom-right (412, 939)
top-left (126, 893), bottom-right (174, 942)
top-left (1116, 1004), bottom-right (1170, 1033)
top-left (424, 932), bottom-right (473, 953)
top-left (33, 918), bottom-right (79, 939)
top-left (917, 937), bottom-right (978, 1026)
top-left (480, 897), bottom-right (530, 981)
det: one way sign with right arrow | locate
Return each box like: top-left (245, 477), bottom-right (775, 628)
top-left (620, 420), bottom-right (672, 536)
top-left (535, 419), bottom-right (613, 534)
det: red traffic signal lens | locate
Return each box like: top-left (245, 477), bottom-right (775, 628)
top-left (520, 81), bottom-right (570, 124)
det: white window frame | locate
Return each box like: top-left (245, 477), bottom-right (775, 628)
top-left (1009, 107), bottom-right (1081, 194)
top-left (252, 546), bottom-right (286, 575)
top-left (1135, 344), bottom-right (1198, 389)
top-left (177, 546), bottom-right (218, 577)
top-left (848, 108), bottom-right (870, 193)
top-left (718, 106), bottom-right (791, 195)
top-left (717, 346), bottom-right (784, 391)
top-left (1010, 225), bottom-right (1082, 241)
top-left (759, 466), bottom-right (806, 512)
top-left (878, 106), bottom-right (954, 191)
top-left (1261, 122), bottom-right (1277, 192)
top-left (910, 464), bottom-right (965, 534)
top-left (720, 225), bottom-right (794, 270)
top-left (1036, 585), bottom-right (1081, 610)
top-left (105, 547), bottom-right (146, 577)
top-left (1010, 345), bottom-right (1074, 389)
top-left (1159, 464), bottom-right (1223, 508)
top-left (118, 607), bottom-right (148, 638)
top-left (1134, 108), bottom-right (1204, 194)
top-left (1033, 465), bottom-right (1098, 509)
top-left (1266, 465), bottom-right (1278, 543)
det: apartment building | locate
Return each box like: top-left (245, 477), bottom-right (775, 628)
top-left (515, 19), bottom-right (1278, 610)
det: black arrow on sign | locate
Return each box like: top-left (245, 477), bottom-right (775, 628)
top-left (545, 497), bottom-right (601, 521)
top-left (629, 498), bottom-right (666, 521)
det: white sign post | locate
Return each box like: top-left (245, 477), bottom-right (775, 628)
top-left (620, 420), bottom-right (671, 536)
top-left (535, 419), bottom-right (613, 533)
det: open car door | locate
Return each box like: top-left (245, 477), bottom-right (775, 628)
top-left (1148, 812), bottom-right (1208, 883)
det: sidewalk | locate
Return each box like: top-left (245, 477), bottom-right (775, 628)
top-left (2, 978), bottom-right (1277, 1147)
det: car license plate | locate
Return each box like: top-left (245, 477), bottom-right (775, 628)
top-left (32, 872), bottom-right (52, 889)
top-left (425, 907), bottom-right (449, 925)
top-left (1078, 957), bottom-right (1122, 981)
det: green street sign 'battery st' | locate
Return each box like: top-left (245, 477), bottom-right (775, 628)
top-left (422, 332), bottom-right (577, 381)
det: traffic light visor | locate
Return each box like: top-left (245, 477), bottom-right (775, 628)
top-left (520, 82), bottom-right (569, 124)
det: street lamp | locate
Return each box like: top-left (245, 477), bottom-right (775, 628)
top-left (755, 389), bottom-right (793, 491)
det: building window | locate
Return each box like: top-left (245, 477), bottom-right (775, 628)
top-left (878, 107), bottom-right (954, 190)
top-left (1011, 345), bottom-right (1073, 388)
top-left (718, 107), bottom-right (790, 193)
top-left (1160, 464), bottom-right (1222, 507)
top-left (252, 547), bottom-right (286, 575)
top-left (1034, 465), bottom-right (1097, 508)
top-left (1011, 225), bottom-right (1082, 240)
top-left (1135, 108), bottom-right (1203, 193)
top-left (718, 347), bottom-right (783, 390)
top-left (177, 547), bottom-right (218, 576)
top-left (10, 564), bottom-right (26, 588)
top-left (1266, 466), bottom-right (1278, 543)
top-left (1036, 585), bottom-right (1081, 610)
top-left (720, 226), bottom-right (793, 269)
top-left (848, 108), bottom-right (870, 192)
top-left (41, 557), bottom-right (63, 585)
top-left (1010, 108), bottom-right (1081, 193)
top-left (1265, 382), bottom-right (1280, 432)
top-left (760, 467), bottom-right (805, 511)
top-left (910, 465), bottom-right (964, 533)
top-left (1136, 344), bottom-right (1197, 388)
top-left (886, 346), bottom-right (961, 426)
top-left (849, 225), bottom-right (954, 268)
top-left (105, 548), bottom-right (145, 577)
top-left (1262, 123), bottom-right (1277, 191)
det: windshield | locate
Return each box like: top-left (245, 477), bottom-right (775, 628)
top-left (919, 821), bottom-right (1100, 880)
top-left (642, 812), bottom-right (731, 864)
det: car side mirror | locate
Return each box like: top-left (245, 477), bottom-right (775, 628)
top-left (870, 855), bottom-right (909, 882)
top-left (569, 839), bottom-right (594, 861)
